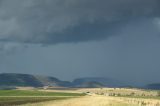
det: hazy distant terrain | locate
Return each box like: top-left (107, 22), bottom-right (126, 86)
top-left (0, 73), bottom-right (72, 88)
top-left (0, 73), bottom-right (159, 90)
top-left (145, 83), bottom-right (160, 90)
top-left (0, 73), bottom-right (127, 88)
top-left (0, 73), bottom-right (159, 106)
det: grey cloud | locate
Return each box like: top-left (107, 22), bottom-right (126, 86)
top-left (0, 0), bottom-right (159, 44)
top-left (0, 42), bottom-right (28, 55)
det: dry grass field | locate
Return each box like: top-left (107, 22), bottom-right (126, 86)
top-left (20, 95), bottom-right (136, 106)
top-left (20, 95), bottom-right (160, 106)
top-left (0, 88), bottom-right (158, 106)
top-left (18, 88), bottom-right (160, 106)
top-left (76, 88), bottom-right (158, 97)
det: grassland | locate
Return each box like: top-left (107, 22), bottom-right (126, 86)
top-left (20, 95), bottom-right (137, 106)
top-left (0, 90), bottom-right (85, 96)
top-left (1, 88), bottom-right (160, 106)
top-left (0, 97), bottom-right (68, 106)
top-left (0, 90), bottom-right (85, 106)
top-left (76, 88), bottom-right (160, 106)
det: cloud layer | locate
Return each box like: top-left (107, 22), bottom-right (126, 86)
top-left (0, 0), bottom-right (159, 44)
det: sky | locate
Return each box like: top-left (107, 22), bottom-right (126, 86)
top-left (0, 0), bottom-right (160, 85)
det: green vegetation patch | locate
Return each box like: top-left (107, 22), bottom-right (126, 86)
top-left (0, 97), bottom-right (68, 106)
top-left (0, 90), bottom-right (85, 96)
top-left (0, 90), bottom-right (85, 105)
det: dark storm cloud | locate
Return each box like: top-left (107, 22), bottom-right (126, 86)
top-left (0, 0), bottom-right (159, 44)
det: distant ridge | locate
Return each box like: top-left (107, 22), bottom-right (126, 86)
top-left (0, 73), bottom-right (66, 87)
top-left (0, 73), bottom-right (133, 88)
top-left (72, 77), bottom-right (125, 87)
top-left (145, 83), bottom-right (160, 90)
top-left (0, 73), bottom-right (43, 87)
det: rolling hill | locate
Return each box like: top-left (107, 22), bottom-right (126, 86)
top-left (72, 77), bottom-right (125, 87)
top-left (0, 73), bottom-right (130, 88)
top-left (145, 83), bottom-right (160, 90)
top-left (0, 73), bottom-right (43, 87)
top-left (0, 73), bottom-right (70, 87)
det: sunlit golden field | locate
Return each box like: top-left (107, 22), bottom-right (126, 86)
top-left (20, 95), bottom-right (136, 106)
top-left (18, 88), bottom-right (160, 106)
top-left (20, 95), bottom-right (160, 106)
